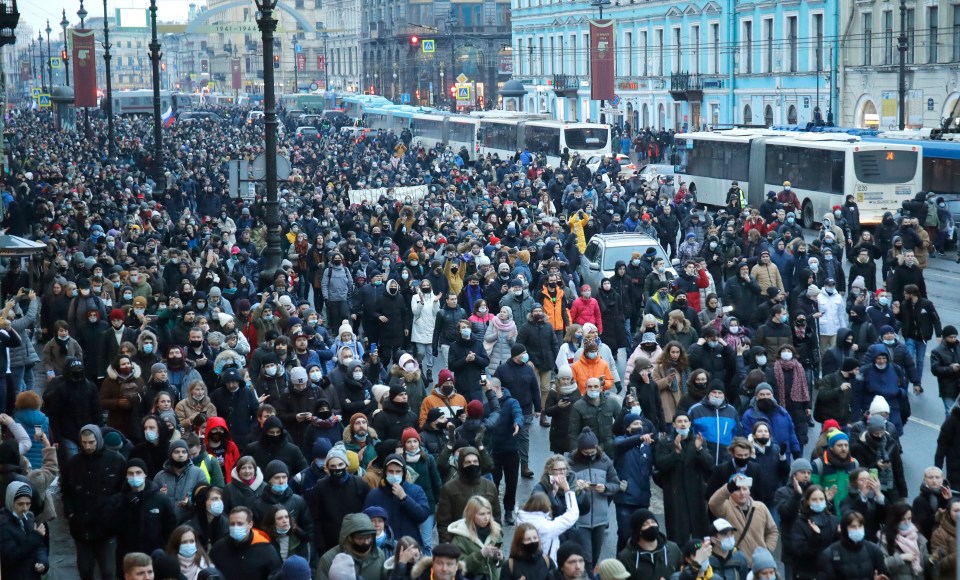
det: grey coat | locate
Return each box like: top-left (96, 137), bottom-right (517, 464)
top-left (484, 322), bottom-right (516, 375)
top-left (153, 461), bottom-right (208, 521)
top-left (320, 264), bottom-right (353, 302)
top-left (9, 298), bottom-right (40, 368)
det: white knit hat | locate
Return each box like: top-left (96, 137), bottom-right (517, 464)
top-left (869, 395), bottom-right (891, 415)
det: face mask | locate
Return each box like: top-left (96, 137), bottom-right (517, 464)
top-left (787, 217), bottom-right (795, 224)
top-left (656, 265), bottom-right (666, 273)
top-left (733, 456), bottom-right (750, 468)
top-left (707, 340), bottom-right (719, 348)
top-left (587, 390), bottom-right (600, 399)
top-left (809, 264), bottom-right (819, 272)
top-left (586, 351), bottom-right (598, 359)
top-left (632, 259), bottom-right (641, 266)
top-left (309, 371), bottom-right (322, 382)
top-left (386, 474), bottom-right (403, 485)
top-left (521, 353), bottom-right (529, 364)
top-left (271, 483), bottom-right (288, 494)
top-left (780, 314), bottom-right (789, 323)
top-left (263, 313), bottom-right (274, 321)
top-left (341, 357), bottom-right (354, 366)
top-left (127, 476), bottom-right (145, 488)
top-left (677, 427), bottom-right (690, 437)
top-left (88, 316), bottom-right (98, 323)
top-left (581, 291), bottom-right (591, 299)
top-left (352, 370), bottom-right (365, 380)
top-left (780, 351), bottom-right (794, 361)
top-left (879, 296), bottom-right (891, 306)
top-left (265, 366), bottom-right (278, 377)
top-left (461, 464), bottom-right (481, 480)
top-left (180, 543), bottom-right (198, 557)
top-left (875, 362), bottom-right (888, 370)
top-left (729, 325), bottom-right (740, 334)
top-left (640, 526), bottom-right (660, 541)
top-left (755, 355), bottom-right (767, 366)
top-left (513, 289), bottom-right (523, 297)
top-left (810, 501), bottom-right (827, 513)
top-left (848, 528), bottom-right (865, 543)
top-left (709, 396), bottom-right (724, 407)
top-left (144, 430), bottom-right (159, 443)
top-left (229, 526), bottom-right (248, 542)
top-left (460, 328), bottom-right (472, 339)
top-left (209, 500), bottom-right (224, 515)
top-left (478, 307), bottom-right (487, 314)
top-left (123, 293), bottom-right (133, 301)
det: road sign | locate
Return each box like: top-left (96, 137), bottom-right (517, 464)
top-left (250, 154), bottom-right (292, 181)
top-left (456, 73), bottom-right (468, 84)
top-left (400, 92), bottom-right (411, 104)
top-left (421, 39), bottom-right (435, 53)
top-left (38, 94), bottom-right (51, 108)
top-left (928, 98), bottom-right (935, 111)
top-left (294, 43), bottom-right (302, 53)
top-left (30, 88), bottom-right (40, 97)
top-left (296, 54), bottom-right (306, 71)
top-left (457, 86), bottom-right (470, 100)
top-left (50, 57), bottom-right (62, 69)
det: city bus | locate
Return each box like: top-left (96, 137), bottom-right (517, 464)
top-left (111, 90), bottom-right (173, 115)
top-left (478, 117), bottom-right (612, 166)
top-left (673, 130), bottom-right (922, 226)
top-left (866, 130), bottom-right (960, 194)
top-left (343, 95), bottom-right (392, 121)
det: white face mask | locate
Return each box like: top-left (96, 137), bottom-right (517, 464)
top-left (309, 371), bottom-right (322, 382)
top-left (780, 350), bottom-right (794, 361)
top-left (755, 355), bottom-right (767, 366)
top-left (352, 370), bottom-right (365, 380)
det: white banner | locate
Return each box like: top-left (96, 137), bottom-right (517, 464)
top-left (348, 185), bottom-right (429, 205)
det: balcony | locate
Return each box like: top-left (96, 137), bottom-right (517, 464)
top-left (552, 74), bottom-right (579, 96)
top-left (669, 72), bottom-right (704, 102)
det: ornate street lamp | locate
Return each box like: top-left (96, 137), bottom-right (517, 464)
top-left (77, 0), bottom-right (89, 137)
top-left (60, 10), bottom-right (69, 87)
top-left (148, 0), bottom-right (163, 188)
top-left (255, 0), bottom-right (282, 276)
top-left (45, 20), bottom-right (51, 88)
top-left (37, 30), bottom-right (44, 91)
top-left (102, 0), bottom-right (115, 158)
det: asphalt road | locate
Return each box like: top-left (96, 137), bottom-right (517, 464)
top-left (47, 249), bottom-right (960, 577)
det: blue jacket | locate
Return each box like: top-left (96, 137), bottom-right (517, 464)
top-left (688, 398), bottom-right (741, 466)
top-left (13, 409), bottom-right (50, 470)
top-left (363, 480), bottom-right (431, 542)
top-left (613, 433), bottom-right (653, 507)
top-left (488, 389), bottom-right (523, 453)
top-left (493, 359), bottom-right (542, 415)
top-left (741, 401), bottom-right (802, 458)
top-left (857, 344), bottom-right (908, 434)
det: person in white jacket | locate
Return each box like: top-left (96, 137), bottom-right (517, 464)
top-left (515, 476), bottom-right (580, 563)
top-left (411, 281), bottom-right (440, 383)
top-left (817, 278), bottom-right (847, 353)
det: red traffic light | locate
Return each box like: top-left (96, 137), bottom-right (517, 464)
top-left (410, 36), bottom-right (419, 45)
top-left (449, 85), bottom-right (456, 97)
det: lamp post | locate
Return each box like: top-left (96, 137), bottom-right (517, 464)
top-left (591, 0), bottom-right (611, 19)
top-left (102, 0), bottom-right (115, 158)
top-left (0, 0), bottom-right (19, 175)
top-left (37, 31), bottom-right (44, 91)
top-left (60, 10), bottom-right (69, 86)
top-left (897, 0), bottom-right (907, 130)
top-left (148, 0), bottom-right (163, 189)
top-left (255, 0), bottom-right (281, 276)
top-left (45, 20), bottom-right (51, 87)
top-left (291, 36), bottom-right (298, 93)
top-left (439, 62), bottom-right (444, 108)
top-left (28, 39), bottom-right (33, 87)
top-left (77, 0), bottom-right (88, 137)
top-left (320, 31), bottom-right (328, 90)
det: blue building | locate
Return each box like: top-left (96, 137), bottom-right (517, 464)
top-left (509, 0), bottom-right (839, 130)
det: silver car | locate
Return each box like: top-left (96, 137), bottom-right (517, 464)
top-left (578, 233), bottom-right (676, 292)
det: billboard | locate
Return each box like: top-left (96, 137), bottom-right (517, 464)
top-left (589, 20), bottom-right (615, 101)
top-left (71, 29), bottom-right (98, 108)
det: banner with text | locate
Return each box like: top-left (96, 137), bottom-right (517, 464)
top-left (71, 29), bottom-right (97, 107)
top-left (589, 20), bottom-right (615, 101)
top-left (231, 58), bottom-right (242, 90)
top-left (348, 185), bottom-right (428, 205)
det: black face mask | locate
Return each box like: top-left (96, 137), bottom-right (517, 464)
top-left (328, 467), bottom-right (346, 480)
top-left (754, 437), bottom-right (770, 446)
top-left (461, 464), bottom-right (481, 480)
top-left (69, 368), bottom-right (85, 381)
top-left (733, 456), bottom-right (750, 468)
top-left (171, 458), bottom-right (189, 469)
top-left (757, 399), bottom-right (776, 413)
top-left (190, 340), bottom-right (203, 348)
top-left (264, 433), bottom-right (283, 445)
top-left (640, 526), bottom-right (660, 542)
top-left (523, 542), bottom-right (540, 555)
top-left (351, 539), bottom-right (373, 555)
top-left (317, 410), bottom-right (332, 420)
top-left (440, 384), bottom-right (454, 396)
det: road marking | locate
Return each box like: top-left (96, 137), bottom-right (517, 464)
top-left (908, 416), bottom-right (941, 431)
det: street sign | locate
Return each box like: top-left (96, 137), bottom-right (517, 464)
top-left (250, 154), bottom-right (292, 181)
top-left (609, 94), bottom-right (621, 106)
top-left (421, 39), bottom-right (435, 53)
top-left (50, 57), bottom-right (62, 69)
top-left (928, 98), bottom-right (935, 111)
top-left (457, 86), bottom-right (470, 100)
top-left (30, 88), bottom-right (40, 97)
top-left (400, 93), bottom-right (411, 104)
top-left (294, 43), bottom-right (302, 53)
top-left (456, 73), bottom-right (468, 84)
top-left (310, 82), bottom-right (319, 91)
top-left (296, 54), bottom-right (306, 71)
top-left (38, 94), bottom-right (51, 108)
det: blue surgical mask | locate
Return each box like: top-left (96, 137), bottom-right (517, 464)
top-left (676, 427), bottom-right (690, 437)
top-left (276, 525), bottom-right (291, 535)
top-left (780, 314), bottom-right (789, 323)
top-left (127, 476), bottom-right (145, 488)
top-left (209, 500), bottom-right (224, 515)
top-left (707, 340), bottom-right (719, 348)
top-left (386, 474), bottom-right (403, 485)
top-left (179, 543), bottom-right (198, 557)
top-left (271, 483), bottom-right (288, 494)
top-left (143, 344), bottom-right (154, 354)
top-left (229, 525), bottom-right (248, 541)
top-left (521, 353), bottom-right (529, 363)
top-left (848, 528), bottom-right (865, 543)
top-left (708, 395), bottom-right (724, 407)
top-left (879, 296), bottom-right (891, 306)
top-left (144, 430), bottom-right (159, 443)
top-left (460, 328), bottom-right (472, 339)
top-left (883, 338), bottom-right (895, 346)
top-left (720, 537), bottom-right (736, 552)
top-left (587, 390), bottom-right (600, 399)
top-left (586, 351), bottom-right (598, 359)
top-left (810, 501), bottom-right (827, 513)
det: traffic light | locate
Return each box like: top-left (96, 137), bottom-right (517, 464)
top-left (449, 85), bottom-right (456, 98)
top-left (273, 54), bottom-right (280, 69)
top-left (410, 36), bottom-right (419, 46)
top-left (60, 49), bottom-right (67, 60)
top-left (160, 62), bottom-right (166, 71)
top-left (415, 89), bottom-right (420, 100)
top-left (369, 85), bottom-right (375, 94)
top-left (479, 95), bottom-right (484, 109)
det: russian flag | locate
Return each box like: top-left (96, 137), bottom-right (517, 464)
top-left (161, 106), bottom-right (174, 127)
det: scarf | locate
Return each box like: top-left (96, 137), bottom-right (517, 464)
top-left (773, 359), bottom-right (809, 403)
top-left (177, 554), bottom-right (206, 580)
top-left (794, 325), bottom-right (807, 340)
top-left (894, 526), bottom-right (923, 575)
top-left (492, 316), bottom-right (516, 334)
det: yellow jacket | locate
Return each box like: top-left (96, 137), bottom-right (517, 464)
top-left (567, 212), bottom-right (590, 253)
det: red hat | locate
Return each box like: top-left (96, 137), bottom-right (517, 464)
top-left (832, 205), bottom-right (842, 211)
top-left (437, 369), bottom-right (454, 385)
top-left (642, 213), bottom-right (651, 221)
top-left (401, 427), bottom-right (421, 444)
top-left (467, 400), bottom-right (484, 419)
top-left (489, 235), bottom-right (501, 245)
top-left (231, 246), bottom-right (240, 255)
top-left (109, 308), bottom-right (125, 322)
top-left (821, 419), bottom-right (841, 433)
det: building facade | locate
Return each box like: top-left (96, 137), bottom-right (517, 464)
top-left (510, 0), bottom-right (839, 130)
top-left (840, 1), bottom-right (960, 129)
top-left (359, 0), bottom-right (512, 110)
top-left (320, 0), bottom-right (362, 93)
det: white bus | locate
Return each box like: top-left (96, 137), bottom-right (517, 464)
top-left (673, 130), bottom-right (922, 226)
top-left (478, 117), bottom-right (612, 166)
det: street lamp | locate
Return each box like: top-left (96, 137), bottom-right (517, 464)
top-left (102, 0), bottom-right (115, 158)
top-left (45, 20), bottom-right (51, 88)
top-left (77, 0), bottom-right (86, 27)
top-left (897, 0), bottom-right (907, 130)
top-left (590, 0), bottom-right (612, 19)
top-left (77, 0), bottom-right (89, 137)
top-left (320, 31), bottom-right (328, 91)
top-left (60, 10), bottom-right (69, 86)
top-left (148, 0), bottom-right (163, 189)
top-left (291, 36), bottom-right (298, 93)
top-left (37, 30), bottom-right (44, 91)
top-left (255, 0), bottom-right (282, 277)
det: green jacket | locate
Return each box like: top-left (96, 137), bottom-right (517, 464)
top-left (568, 395), bottom-right (621, 458)
top-left (448, 518), bottom-right (502, 580)
top-left (811, 451), bottom-right (860, 511)
top-left (316, 513), bottom-right (386, 580)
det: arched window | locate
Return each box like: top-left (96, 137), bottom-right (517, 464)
top-left (787, 105), bottom-right (798, 124)
top-left (764, 105), bottom-right (774, 127)
top-left (743, 104), bottom-right (753, 124)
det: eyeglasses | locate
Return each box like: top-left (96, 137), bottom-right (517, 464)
top-left (552, 467), bottom-right (568, 473)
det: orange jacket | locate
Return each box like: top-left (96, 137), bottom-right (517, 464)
top-left (540, 286), bottom-right (570, 332)
top-left (419, 389), bottom-right (468, 427)
top-left (571, 355), bottom-right (615, 394)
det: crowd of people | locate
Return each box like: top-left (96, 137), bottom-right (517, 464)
top-left (0, 105), bottom-right (957, 580)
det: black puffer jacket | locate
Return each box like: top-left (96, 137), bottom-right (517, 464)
top-left (115, 479), bottom-right (178, 558)
top-left (371, 397), bottom-right (418, 442)
top-left (817, 536), bottom-right (887, 580)
top-left (516, 318), bottom-right (560, 371)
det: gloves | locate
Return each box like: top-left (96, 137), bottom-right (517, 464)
top-left (614, 381), bottom-right (623, 394)
top-left (727, 479), bottom-right (740, 493)
top-left (779, 442), bottom-right (788, 457)
top-left (432, 346), bottom-right (439, 357)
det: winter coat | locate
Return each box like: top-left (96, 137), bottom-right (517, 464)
top-left (447, 337), bottom-right (491, 403)
top-left (115, 479), bottom-right (178, 558)
top-left (223, 465), bottom-right (265, 514)
top-left (707, 486), bottom-right (779, 566)
top-left (371, 398), bottom-right (419, 442)
top-left (617, 533), bottom-right (683, 580)
top-left (153, 461), bottom-right (208, 521)
top-left (436, 447), bottom-right (502, 543)
top-left (374, 291), bottom-right (411, 348)
top-left (913, 484), bottom-right (951, 541)
top-left (209, 385), bottom-right (260, 447)
top-left (815, 370), bottom-right (858, 425)
top-left (688, 397), bottom-right (741, 466)
top-left (786, 508), bottom-right (839, 579)
top-left (493, 359), bottom-right (541, 415)
top-left (818, 537), bottom-right (888, 580)
top-left (569, 395), bottom-right (621, 458)
top-left (570, 296), bottom-right (602, 332)
top-left (851, 430), bottom-right (907, 500)
top-left (858, 345), bottom-right (909, 433)
top-left (61, 428), bottom-right (125, 541)
top-left (931, 340), bottom-right (960, 401)
top-left (568, 450), bottom-right (619, 530)
top-left (364, 480), bottom-right (430, 543)
top-left (812, 450), bottom-right (861, 512)
top-left (741, 401), bottom-right (802, 457)
top-left (410, 293), bottom-right (440, 344)
top-left (655, 431), bottom-right (714, 544)
top-left (597, 288), bottom-right (629, 350)
top-left (8, 298), bottom-right (40, 369)
top-left (210, 528), bottom-right (283, 580)
top-left (43, 374), bottom-right (102, 445)
top-left (514, 491), bottom-right (581, 562)
top-left (308, 473), bottom-right (370, 554)
top-left (253, 484), bottom-right (313, 538)
top-left (448, 518), bottom-right (503, 580)
top-left (12, 409), bottom-right (49, 471)
top-left (543, 388), bottom-right (583, 454)
top-left (99, 364), bottom-right (146, 438)
top-left (879, 531), bottom-right (931, 580)
top-left (0, 487), bottom-right (48, 580)
top-left (484, 320), bottom-right (517, 374)
top-left (931, 514), bottom-right (957, 580)
top-left (245, 435), bottom-right (308, 479)
top-left (517, 319), bottom-right (560, 372)
top-left (613, 433), bottom-right (654, 507)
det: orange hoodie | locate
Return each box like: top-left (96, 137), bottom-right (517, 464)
top-left (571, 355), bottom-right (614, 394)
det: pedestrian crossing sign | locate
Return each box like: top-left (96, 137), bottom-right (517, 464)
top-left (422, 39), bottom-right (435, 53)
top-left (457, 86), bottom-right (470, 100)
top-left (30, 88), bottom-right (40, 98)
top-left (50, 57), bottom-right (62, 69)
top-left (38, 94), bottom-right (51, 108)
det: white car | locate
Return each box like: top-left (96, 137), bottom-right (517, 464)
top-left (585, 153), bottom-right (637, 178)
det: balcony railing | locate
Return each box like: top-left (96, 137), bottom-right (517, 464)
top-left (670, 72), bottom-right (703, 92)
top-left (553, 73), bottom-right (579, 91)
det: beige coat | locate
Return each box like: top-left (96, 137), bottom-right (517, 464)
top-left (707, 485), bottom-right (779, 566)
top-left (751, 262), bottom-right (785, 296)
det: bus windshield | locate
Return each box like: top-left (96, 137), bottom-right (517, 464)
top-left (854, 150), bottom-right (919, 184)
top-left (565, 127), bottom-right (608, 150)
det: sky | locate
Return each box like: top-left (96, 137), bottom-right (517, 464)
top-left (18, 0), bottom-right (200, 35)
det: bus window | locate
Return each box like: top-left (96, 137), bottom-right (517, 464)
top-left (482, 122), bottom-right (517, 150)
top-left (854, 150), bottom-right (919, 184)
top-left (685, 139), bottom-right (750, 182)
top-left (523, 125), bottom-right (561, 157)
top-left (765, 145), bottom-right (845, 194)
top-left (564, 127), bottom-right (608, 150)
top-left (926, 158), bottom-right (960, 192)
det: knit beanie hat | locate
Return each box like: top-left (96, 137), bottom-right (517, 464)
top-left (752, 547), bottom-right (777, 574)
top-left (401, 427), bottom-right (421, 444)
top-left (869, 395), bottom-right (891, 415)
top-left (789, 458), bottom-right (813, 479)
top-left (826, 429), bottom-right (849, 448)
top-left (467, 400), bottom-right (484, 419)
top-left (577, 427), bottom-right (599, 450)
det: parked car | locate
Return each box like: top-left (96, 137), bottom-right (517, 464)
top-left (578, 233), bottom-right (676, 292)
top-left (295, 126), bottom-right (320, 143)
top-left (179, 112), bottom-right (220, 123)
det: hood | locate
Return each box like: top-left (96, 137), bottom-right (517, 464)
top-left (5, 480), bottom-right (31, 512)
top-left (107, 361), bottom-right (142, 381)
top-left (136, 329), bottom-right (158, 349)
top-left (836, 327), bottom-right (853, 345)
top-left (214, 349), bottom-right (246, 374)
top-left (457, 445), bottom-right (481, 471)
top-left (339, 512), bottom-right (377, 546)
top-left (205, 416), bottom-right (233, 441)
top-left (850, 305), bottom-right (868, 320)
top-left (865, 343), bottom-right (890, 364)
top-left (80, 424), bottom-right (104, 451)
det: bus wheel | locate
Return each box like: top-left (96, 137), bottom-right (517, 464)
top-left (801, 200), bottom-right (815, 229)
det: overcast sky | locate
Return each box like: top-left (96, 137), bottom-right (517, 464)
top-left (19, 0), bottom-right (201, 35)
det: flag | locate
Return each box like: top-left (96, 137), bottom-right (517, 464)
top-left (161, 106), bottom-right (174, 127)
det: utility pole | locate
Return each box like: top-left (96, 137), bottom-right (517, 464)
top-left (897, 0), bottom-right (907, 130)
top-left (60, 11), bottom-right (70, 86)
top-left (102, 0), bottom-right (115, 158)
top-left (148, 0), bottom-right (163, 189)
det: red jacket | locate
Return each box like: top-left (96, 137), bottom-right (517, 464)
top-left (205, 417), bottom-right (240, 483)
top-left (570, 297), bottom-right (602, 333)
